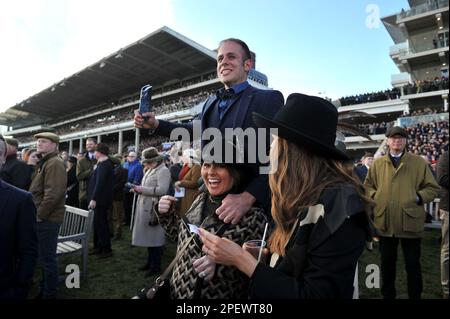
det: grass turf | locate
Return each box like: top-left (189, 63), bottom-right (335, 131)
top-left (30, 226), bottom-right (443, 299)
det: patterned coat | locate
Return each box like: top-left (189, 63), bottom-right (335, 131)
top-left (132, 163), bottom-right (170, 247)
top-left (157, 192), bottom-right (267, 299)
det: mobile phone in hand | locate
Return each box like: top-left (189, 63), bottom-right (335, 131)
top-left (139, 84), bottom-right (152, 115)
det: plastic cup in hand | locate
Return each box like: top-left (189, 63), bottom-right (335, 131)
top-left (243, 240), bottom-right (266, 261)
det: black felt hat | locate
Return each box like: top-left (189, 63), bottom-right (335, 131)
top-left (253, 93), bottom-right (349, 160)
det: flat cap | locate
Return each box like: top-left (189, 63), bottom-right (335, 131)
top-left (385, 126), bottom-right (408, 138)
top-left (5, 138), bottom-right (19, 147)
top-left (34, 132), bottom-right (60, 144)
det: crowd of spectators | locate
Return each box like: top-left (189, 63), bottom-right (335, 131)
top-left (400, 106), bottom-right (445, 117)
top-left (157, 72), bottom-right (217, 93)
top-left (356, 121), bottom-right (393, 136)
top-left (338, 76), bottom-right (448, 107)
top-left (403, 77), bottom-right (449, 95)
top-left (50, 89), bottom-right (215, 137)
top-left (339, 88), bottom-right (401, 106)
top-left (407, 121), bottom-right (449, 163)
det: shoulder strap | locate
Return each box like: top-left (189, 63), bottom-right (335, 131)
top-left (157, 234), bottom-right (194, 282)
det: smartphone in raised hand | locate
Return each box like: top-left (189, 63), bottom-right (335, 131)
top-left (139, 84), bottom-right (152, 116)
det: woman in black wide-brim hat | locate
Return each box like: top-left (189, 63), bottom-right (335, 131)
top-left (199, 93), bottom-right (374, 299)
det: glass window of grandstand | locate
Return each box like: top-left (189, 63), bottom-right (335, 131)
top-left (437, 31), bottom-right (448, 48)
top-left (442, 68), bottom-right (449, 78)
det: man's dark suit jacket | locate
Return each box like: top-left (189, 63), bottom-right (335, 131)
top-left (153, 85), bottom-right (284, 211)
top-left (355, 165), bottom-right (369, 183)
top-left (87, 159), bottom-right (114, 207)
top-left (0, 180), bottom-right (38, 299)
top-left (0, 155), bottom-right (32, 190)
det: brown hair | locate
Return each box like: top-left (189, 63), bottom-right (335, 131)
top-left (268, 137), bottom-right (373, 256)
top-left (23, 148), bottom-right (37, 163)
top-left (218, 38), bottom-right (252, 62)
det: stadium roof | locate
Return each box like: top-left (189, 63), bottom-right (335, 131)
top-left (0, 26), bottom-right (217, 128)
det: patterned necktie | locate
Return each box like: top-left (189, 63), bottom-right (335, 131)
top-left (216, 88), bottom-right (235, 100)
top-left (216, 88), bottom-right (235, 119)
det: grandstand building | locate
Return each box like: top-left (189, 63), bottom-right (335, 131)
top-left (338, 0), bottom-right (448, 159)
top-left (0, 26), bottom-right (272, 154)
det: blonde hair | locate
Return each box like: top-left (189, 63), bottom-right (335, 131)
top-left (268, 137), bottom-right (373, 256)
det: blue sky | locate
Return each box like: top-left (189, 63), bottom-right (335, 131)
top-left (0, 0), bottom-right (409, 115)
top-left (170, 0), bottom-right (410, 100)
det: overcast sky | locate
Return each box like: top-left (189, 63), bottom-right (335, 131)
top-left (0, 0), bottom-right (409, 116)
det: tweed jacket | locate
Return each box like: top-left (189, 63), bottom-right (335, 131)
top-left (365, 152), bottom-right (439, 238)
top-left (29, 151), bottom-right (67, 223)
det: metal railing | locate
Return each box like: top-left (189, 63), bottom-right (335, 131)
top-left (399, 0), bottom-right (448, 19)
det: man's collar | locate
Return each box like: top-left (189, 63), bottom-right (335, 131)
top-left (231, 81), bottom-right (249, 94)
top-left (217, 81), bottom-right (249, 99)
top-left (389, 152), bottom-right (403, 158)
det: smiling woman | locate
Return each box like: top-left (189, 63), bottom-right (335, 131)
top-left (201, 163), bottom-right (233, 196)
top-left (152, 138), bottom-right (268, 299)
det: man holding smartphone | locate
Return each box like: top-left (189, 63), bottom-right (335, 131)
top-left (134, 38), bottom-right (284, 224)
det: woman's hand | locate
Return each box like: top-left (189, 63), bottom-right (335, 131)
top-left (133, 185), bottom-right (143, 194)
top-left (193, 255), bottom-right (216, 281)
top-left (198, 228), bottom-right (259, 277)
top-left (158, 195), bottom-right (177, 214)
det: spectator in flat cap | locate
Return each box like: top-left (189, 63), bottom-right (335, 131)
top-left (0, 138), bottom-right (31, 190)
top-left (29, 131), bottom-right (66, 299)
top-left (365, 125), bottom-right (440, 299)
top-left (0, 135), bottom-right (38, 299)
top-left (33, 132), bottom-right (60, 144)
top-left (385, 126), bottom-right (408, 138)
top-left (5, 138), bottom-right (19, 148)
top-left (87, 143), bottom-right (114, 258)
